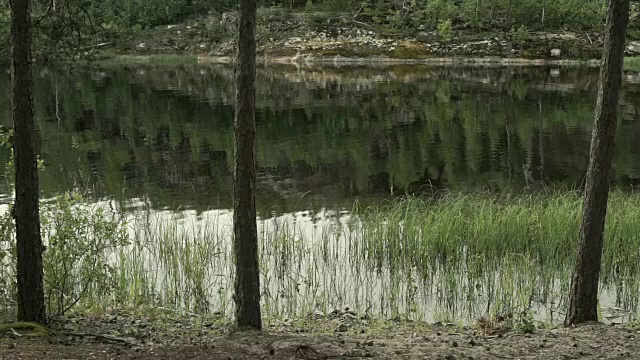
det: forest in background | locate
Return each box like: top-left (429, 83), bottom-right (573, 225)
top-left (1, 0), bottom-right (640, 60)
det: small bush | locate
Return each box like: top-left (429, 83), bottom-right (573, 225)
top-left (510, 25), bottom-right (530, 51)
top-left (515, 309), bottom-right (536, 334)
top-left (42, 192), bottom-right (130, 317)
top-left (437, 19), bottom-right (453, 43)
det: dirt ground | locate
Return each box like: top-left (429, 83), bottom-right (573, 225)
top-left (1, 313), bottom-right (639, 360)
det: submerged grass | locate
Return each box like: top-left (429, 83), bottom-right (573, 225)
top-left (2, 191), bottom-right (640, 325)
top-left (357, 191), bottom-right (640, 320)
top-left (625, 57), bottom-right (640, 71)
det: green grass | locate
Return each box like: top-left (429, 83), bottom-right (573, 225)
top-left (625, 57), bottom-right (640, 71)
top-left (94, 191), bottom-right (640, 324)
top-left (357, 191), bottom-right (640, 320)
top-left (3, 191), bottom-right (640, 325)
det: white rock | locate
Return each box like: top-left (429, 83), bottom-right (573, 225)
top-left (551, 48), bottom-right (561, 57)
top-left (627, 41), bottom-right (640, 55)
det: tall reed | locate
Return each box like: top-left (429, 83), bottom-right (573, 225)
top-left (2, 191), bottom-right (640, 324)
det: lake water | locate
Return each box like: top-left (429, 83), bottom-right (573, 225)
top-left (1, 64), bottom-right (640, 323)
top-left (1, 64), bottom-right (640, 212)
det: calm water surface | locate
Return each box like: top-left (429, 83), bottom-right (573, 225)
top-left (1, 64), bottom-right (640, 212)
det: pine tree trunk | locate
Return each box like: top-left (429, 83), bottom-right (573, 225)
top-left (233, 0), bottom-right (262, 330)
top-left (11, 0), bottom-right (46, 324)
top-left (565, 0), bottom-right (630, 327)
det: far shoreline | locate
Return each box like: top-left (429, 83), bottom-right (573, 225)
top-left (102, 53), bottom-right (609, 68)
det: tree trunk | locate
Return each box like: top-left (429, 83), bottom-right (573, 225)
top-left (233, 0), bottom-right (262, 330)
top-left (11, 0), bottom-right (46, 324)
top-left (565, 0), bottom-right (630, 327)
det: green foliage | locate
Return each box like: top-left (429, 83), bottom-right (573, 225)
top-left (41, 192), bottom-right (129, 317)
top-left (458, 0), bottom-right (490, 29)
top-left (305, 0), bottom-right (314, 12)
top-left (0, 0), bottom-right (9, 60)
top-left (0, 133), bottom-right (129, 320)
top-left (510, 24), bottom-right (529, 51)
top-left (515, 309), bottom-right (536, 333)
top-left (314, 0), bottom-right (609, 32)
top-left (437, 19), bottom-right (453, 43)
top-left (458, 0), bottom-right (606, 31)
top-left (0, 192), bottom-right (129, 319)
top-left (423, 0), bottom-right (458, 30)
top-left (94, 0), bottom-right (233, 29)
top-left (632, 3), bottom-right (640, 30)
top-left (0, 0), bottom-right (632, 59)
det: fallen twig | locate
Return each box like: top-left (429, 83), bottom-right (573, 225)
top-left (353, 5), bottom-right (364, 20)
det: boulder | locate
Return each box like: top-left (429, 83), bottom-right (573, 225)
top-left (626, 41), bottom-right (640, 56)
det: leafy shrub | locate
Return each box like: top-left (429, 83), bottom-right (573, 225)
top-left (0, 129), bottom-right (129, 320)
top-left (437, 19), bottom-right (453, 43)
top-left (515, 309), bottom-right (536, 333)
top-left (41, 192), bottom-right (129, 317)
top-left (510, 24), bottom-right (529, 51)
top-left (423, 0), bottom-right (458, 30)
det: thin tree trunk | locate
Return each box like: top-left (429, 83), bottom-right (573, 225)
top-left (565, 0), bottom-right (630, 327)
top-left (11, 0), bottom-right (46, 324)
top-left (233, 0), bottom-right (262, 330)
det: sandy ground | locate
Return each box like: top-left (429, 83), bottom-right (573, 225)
top-left (1, 318), bottom-right (639, 360)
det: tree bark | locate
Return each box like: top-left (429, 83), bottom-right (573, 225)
top-left (565, 0), bottom-right (630, 327)
top-left (233, 0), bottom-right (262, 330)
top-left (11, 0), bottom-right (46, 324)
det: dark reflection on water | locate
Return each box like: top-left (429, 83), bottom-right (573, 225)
top-left (1, 64), bottom-right (639, 213)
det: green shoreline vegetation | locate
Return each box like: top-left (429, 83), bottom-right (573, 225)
top-left (1, 0), bottom-right (639, 61)
top-left (2, 191), bottom-right (640, 328)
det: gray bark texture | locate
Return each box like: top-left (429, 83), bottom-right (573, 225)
top-left (233, 0), bottom-right (262, 330)
top-left (11, 0), bottom-right (47, 323)
top-left (565, 0), bottom-right (630, 326)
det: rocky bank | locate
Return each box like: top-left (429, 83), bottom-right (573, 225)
top-left (103, 10), bottom-right (640, 63)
